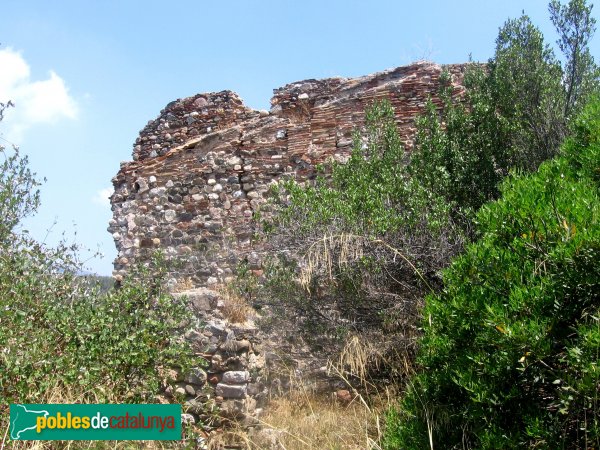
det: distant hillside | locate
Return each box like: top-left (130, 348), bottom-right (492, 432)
top-left (78, 274), bottom-right (114, 293)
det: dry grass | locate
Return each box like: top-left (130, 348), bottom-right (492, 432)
top-left (299, 233), bottom-right (434, 294)
top-left (206, 389), bottom-right (391, 450)
top-left (205, 357), bottom-right (399, 450)
top-left (337, 333), bottom-right (417, 383)
top-left (173, 277), bottom-right (195, 293)
top-left (215, 284), bottom-right (253, 324)
top-left (1, 351), bottom-right (397, 450)
top-left (205, 334), bottom-right (402, 450)
top-left (256, 391), bottom-right (386, 450)
top-left (337, 335), bottom-right (382, 385)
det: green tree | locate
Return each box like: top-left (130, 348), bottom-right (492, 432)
top-left (411, 1), bottom-right (599, 223)
top-left (491, 14), bottom-right (566, 169)
top-left (0, 101), bottom-right (41, 242)
top-left (262, 100), bottom-right (464, 377)
top-left (550, 0), bottom-right (599, 117)
top-left (384, 98), bottom-right (600, 450)
top-left (409, 70), bottom-right (513, 223)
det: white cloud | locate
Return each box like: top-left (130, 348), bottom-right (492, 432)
top-left (0, 48), bottom-right (79, 142)
top-left (93, 187), bottom-right (114, 207)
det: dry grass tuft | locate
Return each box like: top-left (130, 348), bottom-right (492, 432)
top-left (204, 367), bottom-right (398, 450)
top-left (256, 391), bottom-right (385, 450)
top-left (173, 277), bottom-right (195, 293)
top-left (215, 284), bottom-right (253, 324)
top-left (337, 334), bottom-right (383, 384)
top-left (300, 233), bottom-right (434, 294)
top-left (207, 389), bottom-right (391, 450)
top-left (206, 429), bottom-right (253, 449)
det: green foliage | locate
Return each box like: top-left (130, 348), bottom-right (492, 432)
top-left (0, 101), bottom-right (41, 244)
top-left (0, 109), bottom-right (194, 418)
top-left (384, 99), bottom-right (600, 449)
top-left (411, 1), bottom-right (598, 223)
top-left (0, 237), bottom-right (194, 405)
top-left (262, 100), bottom-right (464, 377)
top-left (550, 0), bottom-right (599, 117)
top-left (0, 148), bottom-right (42, 243)
top-left (234, 261), bottom-right (259, 301)
top-left (274, 99), bottom-right (451, 239)
top-left (491, 14), bottom-right (567, 168)
top-left (410, 70), bottom-right (511, 221)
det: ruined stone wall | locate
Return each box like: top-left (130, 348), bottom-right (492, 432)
top-left (109, 62), bottom-right (466, 289)
top-left (163, 286), bottom-right (345, 428)
top-left (109, 62), bottom-right (468, 422)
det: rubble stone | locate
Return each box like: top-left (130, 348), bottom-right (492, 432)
top-left (216, 383), bottom-right (247, 399)
top-left (110, 62), bottom-right (466, 287)
top-left (222, 370), bottom-right (249, 384)
top-left (110, 62), bottom-right (468, 425)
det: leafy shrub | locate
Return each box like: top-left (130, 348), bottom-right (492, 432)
top-left (384, 99), bottom-right (600, 449)
top-left (411, 2), bottom-right (598, 226)
top-left (275, 100), bottom-right (451, 235)
top-left (0, 247), bottom-right (194, 405)
top-left (410, 69), bottom-right (511, 223)
top-left (0, 120), bottom-right (195, 439)
top-left (260, 100), bottom-right (464, 377)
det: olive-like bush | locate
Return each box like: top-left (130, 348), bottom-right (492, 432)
top-left (384, 99), bottom-right (600, 449)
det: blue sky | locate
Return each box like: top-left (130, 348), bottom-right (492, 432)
top-left (1, 0), bottom-right (598, 275)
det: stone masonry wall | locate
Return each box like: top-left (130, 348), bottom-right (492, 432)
top-left (109, 62), bottom-right (467, 420)
top-left (110, 62), bottom-right (466, 288)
